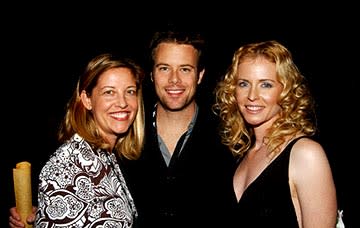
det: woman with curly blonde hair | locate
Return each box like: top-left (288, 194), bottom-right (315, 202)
top-left (213, 40), bottom-right (337, 227)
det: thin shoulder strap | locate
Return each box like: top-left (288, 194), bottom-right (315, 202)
top-left (288, 136), bottom-right (309, 149)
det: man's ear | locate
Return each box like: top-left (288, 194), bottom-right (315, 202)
top-left (150, 72), bottom-right (154, 82)
top-left (80, 90), bottom-right (92, 110)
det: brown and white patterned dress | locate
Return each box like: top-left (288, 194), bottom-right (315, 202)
top-left (35, 133), bottom-right (137, 228)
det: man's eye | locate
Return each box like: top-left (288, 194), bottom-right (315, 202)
top-left (104, 90), bottom-right (114, 95)
top-left (181, 68), bottom-right (191, 73)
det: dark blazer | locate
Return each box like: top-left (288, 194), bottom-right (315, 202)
top-left (121, 103), bottom-right (236, 228)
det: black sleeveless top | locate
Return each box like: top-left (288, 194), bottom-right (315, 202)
top-left (233, 137), bottom-right (308, 228)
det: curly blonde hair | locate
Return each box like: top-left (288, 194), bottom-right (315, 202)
top-left (213, 40), bottom-right (316, 158)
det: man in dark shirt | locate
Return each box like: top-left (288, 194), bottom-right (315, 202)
top-left (124, 29), bottom-right (236, 228)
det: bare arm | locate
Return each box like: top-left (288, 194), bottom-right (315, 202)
top-left (289, 138), bottom-right (337, 228)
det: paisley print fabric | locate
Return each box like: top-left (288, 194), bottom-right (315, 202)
top-left (35, 133), bottom-right (137, 228)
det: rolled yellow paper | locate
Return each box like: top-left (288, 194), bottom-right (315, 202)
top-left (13, 161), bottom-right (33, 228)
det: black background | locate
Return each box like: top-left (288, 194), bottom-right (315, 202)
top-left (1, 3), bottom-right (357, 227)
